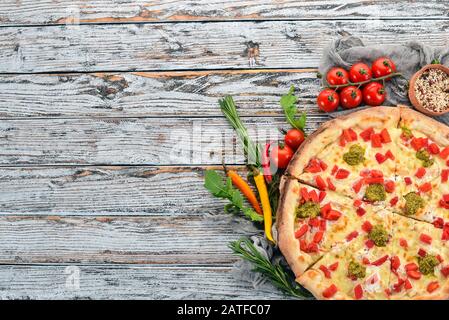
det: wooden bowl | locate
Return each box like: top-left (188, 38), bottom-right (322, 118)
top-left (408, 64), bottom-right (449, 116)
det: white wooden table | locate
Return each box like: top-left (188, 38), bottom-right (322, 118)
top-left (0, 1), bottom-right (448, 299)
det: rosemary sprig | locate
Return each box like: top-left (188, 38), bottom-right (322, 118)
top-left (219, 96), bottom-right (261, 168)
top-left (229, 237), bottom-right (312, 299)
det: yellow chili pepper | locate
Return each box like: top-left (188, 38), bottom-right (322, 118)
top-left (253, 171), bottom-right (274, 243)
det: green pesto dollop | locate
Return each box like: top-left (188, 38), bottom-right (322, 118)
top-left (364, 183), bottom-right (386, 202)
top-left (348, 261), bottom-right (366, 279)
top-left (403, 192), bottom-right (425, 216)
top-left (418, 255), bottom-right (440, 275)
top-left (295, 201), bottom-right (320, 219)
top-left (368, 224), bottom-right (389, 247)
top-left (401, 126), bottom-right (413, 139)
top-left (343, 144), bottom-right (365, 166)
top-left (416, 149), bottom-right (434, 168)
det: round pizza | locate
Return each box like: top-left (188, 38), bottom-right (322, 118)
top-left (277, 106), bottom-right (449, 300)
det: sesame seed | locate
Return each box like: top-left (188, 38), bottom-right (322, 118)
top-left (414, 69), bottom-right (449, 113)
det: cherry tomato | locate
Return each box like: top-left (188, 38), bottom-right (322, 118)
top-left (284, 129), bottom-right (305, 150)
top-left (371, 57), bottom-right (396, 79)
top-left (339, 86), bottom-right (362, 109)
top-left (362, 82), bottom-right (386, 106)
top-left (326, 67), bottom-right (349, 86)
top-left (317, 89), bottom-right (339, 112)
top-left (349, 62), bottom-right (372, 83)
top-left (270, 144), bottom-right (294, 169)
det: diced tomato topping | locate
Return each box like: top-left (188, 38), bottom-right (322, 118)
top-left (295, 224), bottom-right (309, 239)
top-left (443, 223), bottom-right (449, 241)
top-left (362, 221), bottom-right (373, 233)
top-left (390, 196), bottom-right (399, 207)
top-left (371, 133), bottom-right (382, 148)
top-left (346, 231), bottom-right (359, 241)
top-left (339, 135), bottom-right (346, 147)
top-left (442, 169), bottom-right (449, 183)
top-left (354, 284), bottom-right (363, 300)
top-left (322, 284), bottom-right (338, 298)
top-left (364, 177), bottom-right (384, 184)
top-left (359, 169), bottom-right (371, 177)
top-left (353, 199), bottom-right (362, 207)
top-left (393, 278), bottom-right (405, 292)
top-left (375, 153), bottom-right (386, 164)
top-left (390, 256), bottom-right (400, 270)
top-left (342, 128), bottom-right (358, 142)
top-left (370, 170), bottom-right (384, 178)
top-left (325, 210), bottom-right (342, 221)
top-left (385, 150), bottom-right (395, 160)
top-left (320, 203), bottom-right (332, 217)
top-left (437, 254), bottom-right (444, 263)
top-left (439, 199), bottom-right (449, 210)
top-left (352, 179), bottom-right (363, 194)
top-left (380, 128), bottom-right (391, 143)
top-left (440, 146), bottom-right (449, 159)
top-left (335, 168), bottom-right (350, 179)
top-left (405, 263), bottom-right (419, 271)
top-left (428, 143), bottom-right (440, 154)
top-left (384, 288), bottom-right (391, 297)
top-left (305, 159), bottom-right (322, 173)
top-left (326, 177), bottom-right (336, 191)
top-left (411, 137), bottom-right (428, 151)
top-left (362, 257), bottom-right (370, 265)
top-left (404, 177), bottom-right (412, 185)
top-left (360, 127), bottom-right (374, 141)
top-left (309, 190), bottom-right (319, 202)
top-left (420, 233), bottom-right (432, 245)
top-left (427, 281), bottom-right (440, 293)
top-left (418, 182), bottom-right (432, 193)
top-left (433, 217), bottom-right (444, 229)
top-left (318, 191), bottom-right (327, 202)
top-left (315, 176), bottom-right (327, 191)
top-left (365, 239), bottom-right (375, 249)
top-left (356, 207), bottom-right (366, 217)
top-left (371, 255), bottom-right (389, 266)
top-left (319, 265), bottom-right (331, 279)
top-left (407, 270), bottom-right (422, 280)
top-left (399, 238), bottom-right (408, 248)
top-left (319, 160), bottom-right (328, 171)
top-left (328, 262), bottom-right (339, 271)
top-left (418, 248), bottom-right (427, 257)
top-left (299, 239), bottom-right (308, 252)
top-left (320, 219), bottom-right (327, 231)
top-left (313, 231), bottom-right (324, 243)
top-left (307, 242), bottom-right (319, 253)
top-left (441, 265), bottom-right (449, 278)
top-left (300, 187), bottom-right (309, 201)
top-left (309, 217), bottom-right (321, 228)
top-left (415, 167), bottom-right (426, 179)
top-left (404, 279), bottom-right (412, 290)
top-left (331, 165), bottom-right (338, 176)
top-left (384, 180), bottom-right (395, 193)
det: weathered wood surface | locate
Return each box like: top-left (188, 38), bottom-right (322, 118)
top-left (0, 116), bottom-right (326, 165)
top-left (0, 70), bottom-right (319, 118)
top-left (0, 166), bottom-right (246, 215)
top-left (0, 215), bottom-right (259, 264)
top-left (0, 264), bottom-right (285, 300)
top-left (0, 0), bottom-right (446, 26)
top-left (1, 20), bottom-right (448, 73)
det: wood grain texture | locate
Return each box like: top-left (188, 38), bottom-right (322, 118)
top-left (0, 215), bottom-right (259, 264)
top-left (0, 116), bottom-right (326, 165)
top-left (0, 166), bottom-right (250, 215)
top-left (0, 264), bottom-right (286, 299)
top-left (1, 20), bottom-right (448, 73)
top-left (0, 0), bottom-right (447, 26)
top-left (0, 70), bottom-right (319, 118)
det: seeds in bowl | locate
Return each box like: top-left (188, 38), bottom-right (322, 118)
top-left (414, 68), bottom-right (449, 113)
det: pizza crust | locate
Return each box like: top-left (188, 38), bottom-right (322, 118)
top-left (297, 269), bottom-right (350, 300)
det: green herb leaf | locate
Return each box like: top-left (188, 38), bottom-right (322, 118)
top-left (242, 207), bottom-right (264, 222)
top-left (431, 59), bottom-right (441, 65)
top-left (204, 170), bottom-right (227, 197)
top-left (229, 237), bottom-right (312, 299)
top-left (280, 86), bottom-right (307, 131)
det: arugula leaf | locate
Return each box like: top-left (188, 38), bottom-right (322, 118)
top-left (204, 170), bottom-right (263, 222)
top-left (280, 85), bottom-right (306, 131)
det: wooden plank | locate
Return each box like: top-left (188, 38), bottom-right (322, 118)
top-left (0, 20), bottom-right (448, 73)
top-left (0, 70), bottom-right (319, 118)
top-left (0, 116), bottom-right (327, 165)
top-left (0, 1), bottom-right (446, 26)
top-left (0, 215), bottom-right (258, 264)
top-left (0, 264), bottom-right (286, 299)
top-left (0, 166), bottom-right (253, 215)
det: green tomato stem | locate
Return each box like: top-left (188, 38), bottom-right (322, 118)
top-left (325, 72), bottom-right (402, 90)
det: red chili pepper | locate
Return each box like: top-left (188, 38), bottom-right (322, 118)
top-left (418, 182), bottom-right (432, 193)
top-left (294, 224), bottom-right (309, 239)
top-left (371, 133), bottom-right (382, 148)
top-left (428, 143), bottom-right (440, 154)
top-left (362, 221), bottom-right (373, 233)
top-left (354, 284), bottom-right (363, 300)
top-left (326, 177), bottom-right (336, 191)
top-left (371, 255), bottom-right (389, 266)
top-left (415, 167), bottom-right (426, 179)
top-left (427, 281), bottom-right (440, 293)
top-left (420, 233), bottom-right (432, 245)
top-left (360, 127), bottom-right (374, 141)
top-left (404, 177), bottom-right (412, 185)
top-left (322, 284), bottom-right (338, 298)
top-left (380, 128), bottom-right (391, 143)
top-left (261, 142), bottom-right (272, 183)
top-left (328, 262), bottom-right (339, 271)
top-left (313, 231), bottom-right (324, 243)
top-left (346, 231), bottom-right (359, 241)
top-left (319, 265), bottom-right (331, 279)
top-left (440, 146), bottom-right (449, 159)
top-left (390, 196), bottom-right (399, 207)
top-left (315, 176), bottom-right (327, 191)
top-left (335, 168), bottom-right (350, 179)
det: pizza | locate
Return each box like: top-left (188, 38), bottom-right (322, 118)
top-left (277, 106), bottom-right (449, 300)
